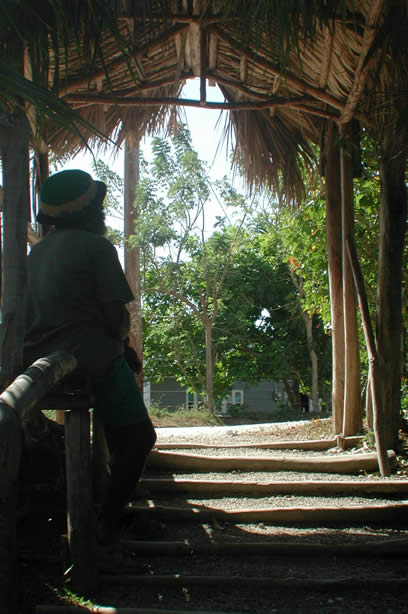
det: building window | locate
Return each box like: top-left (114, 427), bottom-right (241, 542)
top-left (221, 389), bottom-right (244, 414)
top-left (231, 390), bottom-right (244, 406)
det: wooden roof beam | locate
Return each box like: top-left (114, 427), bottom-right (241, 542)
top-left (200, 27), bottom-right (207, 104)
top-left (174, 29), bottom-right (188, 82)
top-left (340, 0), bottom-right (385, 124)
top-left (208, 33), bottom-right (217, 86)
top-left (66, 92), bottom-right (339, 119)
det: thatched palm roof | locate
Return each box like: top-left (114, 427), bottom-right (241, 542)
top-left (4, 0), bottom-right (408, 200)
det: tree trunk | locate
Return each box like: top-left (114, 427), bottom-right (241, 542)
top-left (402, 324), bottom-right (407, 381)
top-left (307, 319), bottom-right (319, 412)
top-left (0, 110), bottom-right (30, 389)
top-left (290, 271), bottom-right (319, 412)
top-left (124, 140), bottom-right (143, 391)
top-left (322, 121), bottom-right (345, 433)
top-left (204, 319), bottom-right (214, 413)
top-left (376, 135), bottom-right (407, 450)
top-left (284, 375), bottom-right (301, 410)
top-left (340, 122), bottom-right (362, 436)
top-left (300, 311), bottom-right (319, 412)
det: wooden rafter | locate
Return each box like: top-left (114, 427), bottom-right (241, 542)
top-left (208, 32), bottom-right (217, 86)
top-left (319, 27), bottom-right (334, 89)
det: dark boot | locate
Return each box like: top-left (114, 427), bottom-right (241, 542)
top-left (97, 418), bottom-right (156, 544)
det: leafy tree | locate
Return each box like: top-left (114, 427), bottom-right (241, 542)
top-left (91, 158), bottom-right (124, 246)
top-left (142, 212), bottom-right (332, 411)
top-left (133, 126), bottom-right (248, 412)
top-left (218, 219), bottom-right (332, 410)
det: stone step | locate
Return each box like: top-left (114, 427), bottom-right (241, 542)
top-left (154, 435), bottom-right (362, 451)
top-left (140, 477), bottom-right (408, 496)
top-left (99, 571), bottom-right (408, 590)
top-left (120, 536), bottom-right (408, 557)
top-left (147, 449), bottom-right (391, 474)
top-left (127, 500), bottom-right (408, 525)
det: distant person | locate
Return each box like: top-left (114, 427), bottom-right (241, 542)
top-left (24, 169), bottom-right (156, 549)
top-left (300, 393), bottom-right (310, 413)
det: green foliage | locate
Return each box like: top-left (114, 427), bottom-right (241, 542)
top-left (274, 176), bottom-right (330, 326)
top-left (92, 159), bottom-right (124, 216)
top-left (216, 217), bottom-right (332, 404)
top-left (92, 158), bottom-right (124, 246)
top-left (148, 404), bottom-right (221, 427)
top-left (134, 126), bottom-right (335, 408)
top-left (134, 125), bottom-right (249, 406)
top-left (401, 377), bottom-right (408, 416)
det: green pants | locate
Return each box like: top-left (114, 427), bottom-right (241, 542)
top-left (93, 354), bottom-right (149, 425)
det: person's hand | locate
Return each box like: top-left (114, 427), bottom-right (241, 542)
top-left (124, 342), bottom-right (142, 374)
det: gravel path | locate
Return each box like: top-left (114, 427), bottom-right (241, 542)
top-left (22, 418), bottom-right (408, 614)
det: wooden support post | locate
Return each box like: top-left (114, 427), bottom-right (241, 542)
top-left (322, 121), bottom-right (345, 434)
top-left (0, 109), bottom-right (30, 389)
top-left (0, 402), bottom-right (22, 613)
top-left (64, 408), bottom-right (97, 593)
top-left (339, 122), bottom-right (362, 436)
top-left (124, 140), bottom-right (143, 391)
top-left (92, 412), bottom-right (110, 504)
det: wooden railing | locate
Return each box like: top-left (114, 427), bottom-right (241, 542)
top-left (0, 351), bottom-right (77, 613)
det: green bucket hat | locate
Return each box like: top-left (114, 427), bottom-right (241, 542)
top-left (37, 169), bottom-right (107, 225)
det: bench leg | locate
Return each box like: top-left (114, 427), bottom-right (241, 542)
top-left (64, 408), bottom-right (98, 593)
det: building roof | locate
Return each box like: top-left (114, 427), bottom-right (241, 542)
top-left (7, 0), bottom-right (407, 198)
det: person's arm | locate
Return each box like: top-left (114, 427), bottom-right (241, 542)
top-left (101, 301), bottom-right (130, 341)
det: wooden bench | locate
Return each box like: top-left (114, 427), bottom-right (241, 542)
top-left (39, 373), bottom-right (100, 594)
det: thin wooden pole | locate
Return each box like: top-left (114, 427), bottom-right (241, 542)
top-left (124, 139), bottom-right (143, 390)
top-left (65, 408), bottom-right (98, 593)
top-left (339, 122), bottom-right (362, 436)
top-left (345, 238), bottom-right (391, 475)
top-left (322, 121), bottom-right (345, 434)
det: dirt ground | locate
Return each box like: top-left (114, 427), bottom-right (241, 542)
top-left (18, 418), bottom-right (408, 614)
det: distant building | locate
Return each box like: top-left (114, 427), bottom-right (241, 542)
top-left (144, 377), bottom-right (290, 416)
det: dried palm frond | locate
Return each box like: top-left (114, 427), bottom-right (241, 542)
top-left (225, 107), bottom-right (316, 204)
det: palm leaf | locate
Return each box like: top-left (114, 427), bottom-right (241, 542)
top-left (0, 59), bottom-right (111, 150)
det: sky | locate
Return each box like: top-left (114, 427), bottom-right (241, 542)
top-left (58, 79), bottom-right (242, 236)
top-left (62, 79), bottom-right (234, 187)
